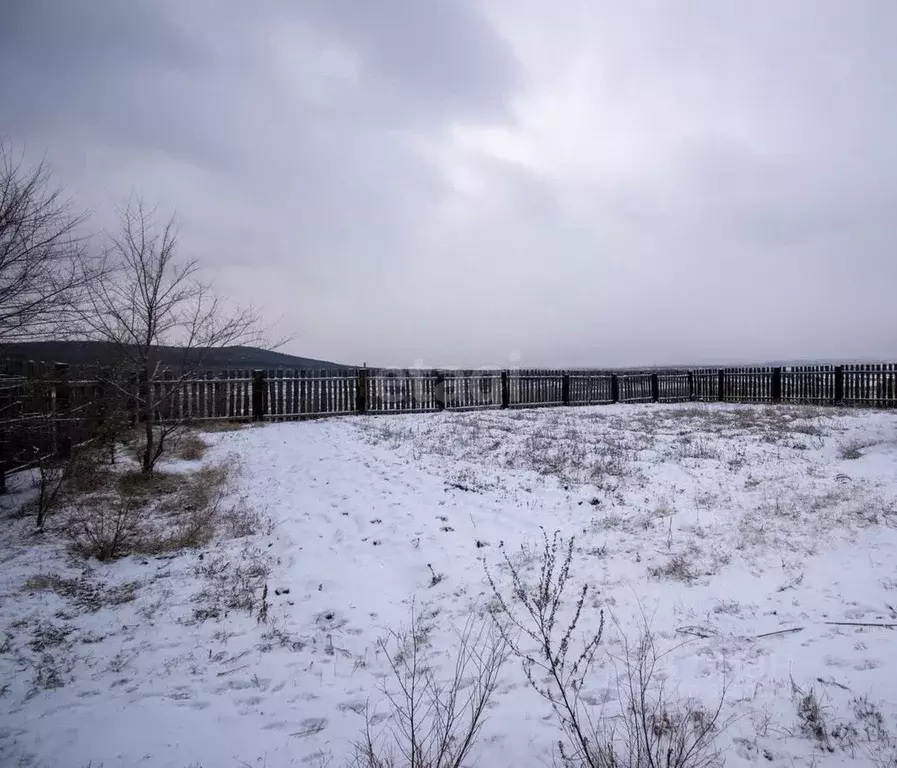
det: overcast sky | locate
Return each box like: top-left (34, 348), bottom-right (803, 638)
top-left (3, 1), bottom-right (896, 368)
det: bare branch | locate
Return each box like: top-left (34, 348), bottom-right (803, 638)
top-left (0, 138), bottom-right (93, 344)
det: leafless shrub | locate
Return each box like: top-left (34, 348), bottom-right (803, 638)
top-left (582, 626), bottom-right (725, 768)
top-left (350, 608), bottom-right (508, 768)
top-left (485, 528), bottom-right (605, 764)
top-left (67, 494), bottom-right (143, 561)
top-left (487, 528), bottom-right (723, 768)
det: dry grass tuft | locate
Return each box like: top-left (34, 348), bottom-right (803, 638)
top-left (649, 552), bottom-right (699, 583)
top-left (61, 456), bottom-right (262, 561)
top-left (838, 439), bottom-right (874, 460)
top-left (115, 470), bottom-right (181, 499)
top-left (192, 545), bottom-right (271, 622)
top-left (193, 420), bottom-right (247, 433)
top-left (171, 432), bottom-right (208, 461)
top-left (21, 572), bottom-right (139, 612)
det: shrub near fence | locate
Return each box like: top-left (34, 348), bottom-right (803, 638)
top-left (3, 361), bottom-right (897, 488)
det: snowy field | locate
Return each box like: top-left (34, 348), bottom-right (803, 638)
top-left (2, 403), bottom-right (897, 767)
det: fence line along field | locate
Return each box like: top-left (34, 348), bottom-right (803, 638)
top-left (4, 359), bottom-right (897, 485)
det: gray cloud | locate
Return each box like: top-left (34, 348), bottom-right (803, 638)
top-left (2, 1), bottom-right (896, 367)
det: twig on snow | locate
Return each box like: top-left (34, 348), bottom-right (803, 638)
top-left (824, 621), bottom-right (897, 629)
top-left (754, 627), bottom-right (804, 639)
top-left (676, 625), bottom-right (718, 639)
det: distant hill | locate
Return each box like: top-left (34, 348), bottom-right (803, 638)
top-left (0, 341), bottom-right (352, 373)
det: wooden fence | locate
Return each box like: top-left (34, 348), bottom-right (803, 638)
top-left (3, 361), bottom-right (897, 488)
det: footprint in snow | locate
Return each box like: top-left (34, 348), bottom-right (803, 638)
top-left (263, 720), bottom-right (294, 731)
top-left (293, 717), bottom-right (328, 738)
top-left (315, 610), bottom-right (349, 631)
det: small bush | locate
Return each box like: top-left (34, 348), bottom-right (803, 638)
top-left (487, 529), bottom-right (724, 768)
top-left (587, 627), bottom-right (725, 768)
top-left (67, 495), bottom-right (143, 561)
top-left (485, 528), bottom-right (605, 764)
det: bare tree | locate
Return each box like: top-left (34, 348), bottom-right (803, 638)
top-left (351, 607), bottom-right (508, 768)
top-left (0, 140), bottom-right (90, 344)
top-left (486, 530), bottom-right (726, 768)
top-left (82, 196), bottom-right (269, 474)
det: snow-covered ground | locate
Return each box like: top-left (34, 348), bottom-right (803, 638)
top-left (2, 403), bottom-right (897, 767)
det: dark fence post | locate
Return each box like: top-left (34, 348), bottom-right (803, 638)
top-left (717, 370), bottom-right (725, 402)
top-left (687, 371), bottom-right (695, 401)
top-left (650, 372), bottom-right (660, 403)
top-left (834, 365), bottom-right (844, 405)
top-left (500, 371), bottom-right (510, 409)
top-left (611, 374), bottom-right (619, 404)
top-left (434, 371), bottom-right (445, 411)
top-left (54, 362), bottom-right (71, 459)
top-left (771, 367), bottom-right (782, 403)
top-left (252, 369), bottom-right (266, 421)
top-left (356, 366), bottom-right (368, 414)
top-left (561, 373), bottom-right (571, 406)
